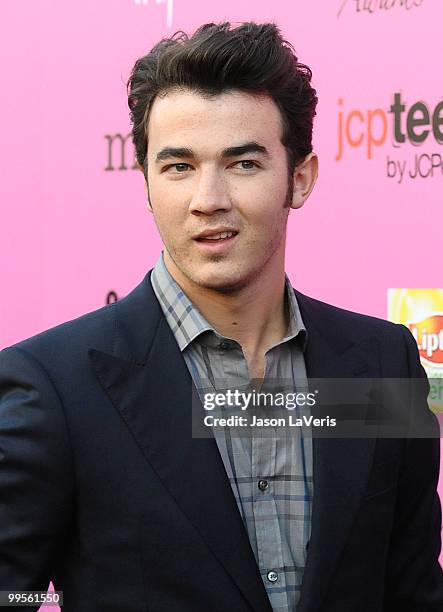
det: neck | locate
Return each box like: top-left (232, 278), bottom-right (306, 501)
top-left (163, 251), bottom-right (289, 359)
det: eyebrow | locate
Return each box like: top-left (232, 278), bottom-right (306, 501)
top-left (155, 141), bottom-right (269, 163)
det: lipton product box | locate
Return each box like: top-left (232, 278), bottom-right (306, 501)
top-left (388, 289), bottom-right (443, 414)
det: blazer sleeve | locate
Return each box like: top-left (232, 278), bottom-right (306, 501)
top-left (383, 324), bottom-right (443, 610)
top-left (0, 346), bottom-right (74, 603)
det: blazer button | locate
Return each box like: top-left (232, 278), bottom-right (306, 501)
top-left (267, 570), bottom-right (279, 583)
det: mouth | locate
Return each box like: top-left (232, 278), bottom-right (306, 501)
top-left (195, 230), bottom-right (238, 243)
top-left (193, 230), bottom-right (239, 252)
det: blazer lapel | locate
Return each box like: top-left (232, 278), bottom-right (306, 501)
top-left (294, 290), bottom-right (379, 612)
top-left (89, 273), bottom-right (273, 612)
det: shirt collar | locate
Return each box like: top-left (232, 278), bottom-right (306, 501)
top-left (150, 250), bottom-right (307, 352)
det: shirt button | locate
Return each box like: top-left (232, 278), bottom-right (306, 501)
top-left (219, 341), bottom-right (231, 350)
top-left (258, 479), bottom-right (269, 491)
top-left (267, 570), bottom-right (279, 583)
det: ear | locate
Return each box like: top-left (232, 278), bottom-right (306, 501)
top-left (290, 152), bottom-right (318, 210)
top-left (138, 163), bottom-right (153, 214)
top-left (144, 182), bottom-right (153, 214)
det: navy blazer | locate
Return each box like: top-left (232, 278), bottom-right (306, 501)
top-left (0, 271), bottom-right (442, 611)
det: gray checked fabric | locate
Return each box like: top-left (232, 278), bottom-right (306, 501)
top-left (150, 251), bottom-right (313, 612)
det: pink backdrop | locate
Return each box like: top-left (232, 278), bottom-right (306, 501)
top-left (1, 1), bottom-right (442, 608)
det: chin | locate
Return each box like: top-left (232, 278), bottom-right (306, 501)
top-left (171, 253), bottom-right (254, 293)
top-left (191, 269), bottom-right (251, 293)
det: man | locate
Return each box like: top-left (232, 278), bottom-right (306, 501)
top-left (0, 22), bottom-right (442, 612)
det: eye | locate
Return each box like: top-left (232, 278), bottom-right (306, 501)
top-left (234, 160), bottom-right (259, 170)
top-left (166, 163), bottom-right (191, 173)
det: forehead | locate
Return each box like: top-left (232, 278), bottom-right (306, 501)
top-left (146, 88), bottom-right (285, 155)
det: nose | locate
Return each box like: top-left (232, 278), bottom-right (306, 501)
top-left (188, 168), bottom-right (233, 215)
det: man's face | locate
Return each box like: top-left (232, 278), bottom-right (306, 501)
top-left (145, 88), bottom-right (295, 293)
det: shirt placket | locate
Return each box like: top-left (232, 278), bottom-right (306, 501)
top-left (214, 340), bottom-right (252, 523)
top-left (256, 350), bottom-right (290, 610)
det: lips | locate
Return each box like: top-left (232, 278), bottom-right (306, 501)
top-left (193, 230), bottom-right (239, 253)
top-left (195, 231), bottom-right (238, 242)
top-left (194, 228), bottom-right (239, 241)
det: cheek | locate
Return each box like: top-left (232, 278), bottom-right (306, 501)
top-left (237, 171), bottom-right (288, 209)
top-left (241, 191), bottom-right (288, 228)
top-left (149, 182), bottom-right (185, 227)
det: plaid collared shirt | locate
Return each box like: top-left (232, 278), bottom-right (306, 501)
top-left (151, 251), bottom-right (313, 612)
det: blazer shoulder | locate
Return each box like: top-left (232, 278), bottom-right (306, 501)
top-left (3, 273), bottom-right (159, 367)
top-left (294, 289), bottom-right (403, 338)
top-left (4, 301), bottom-right (118, 359)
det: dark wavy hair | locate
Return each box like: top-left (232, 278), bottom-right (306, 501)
top-left (127, 22), bottom-right (317, 177)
